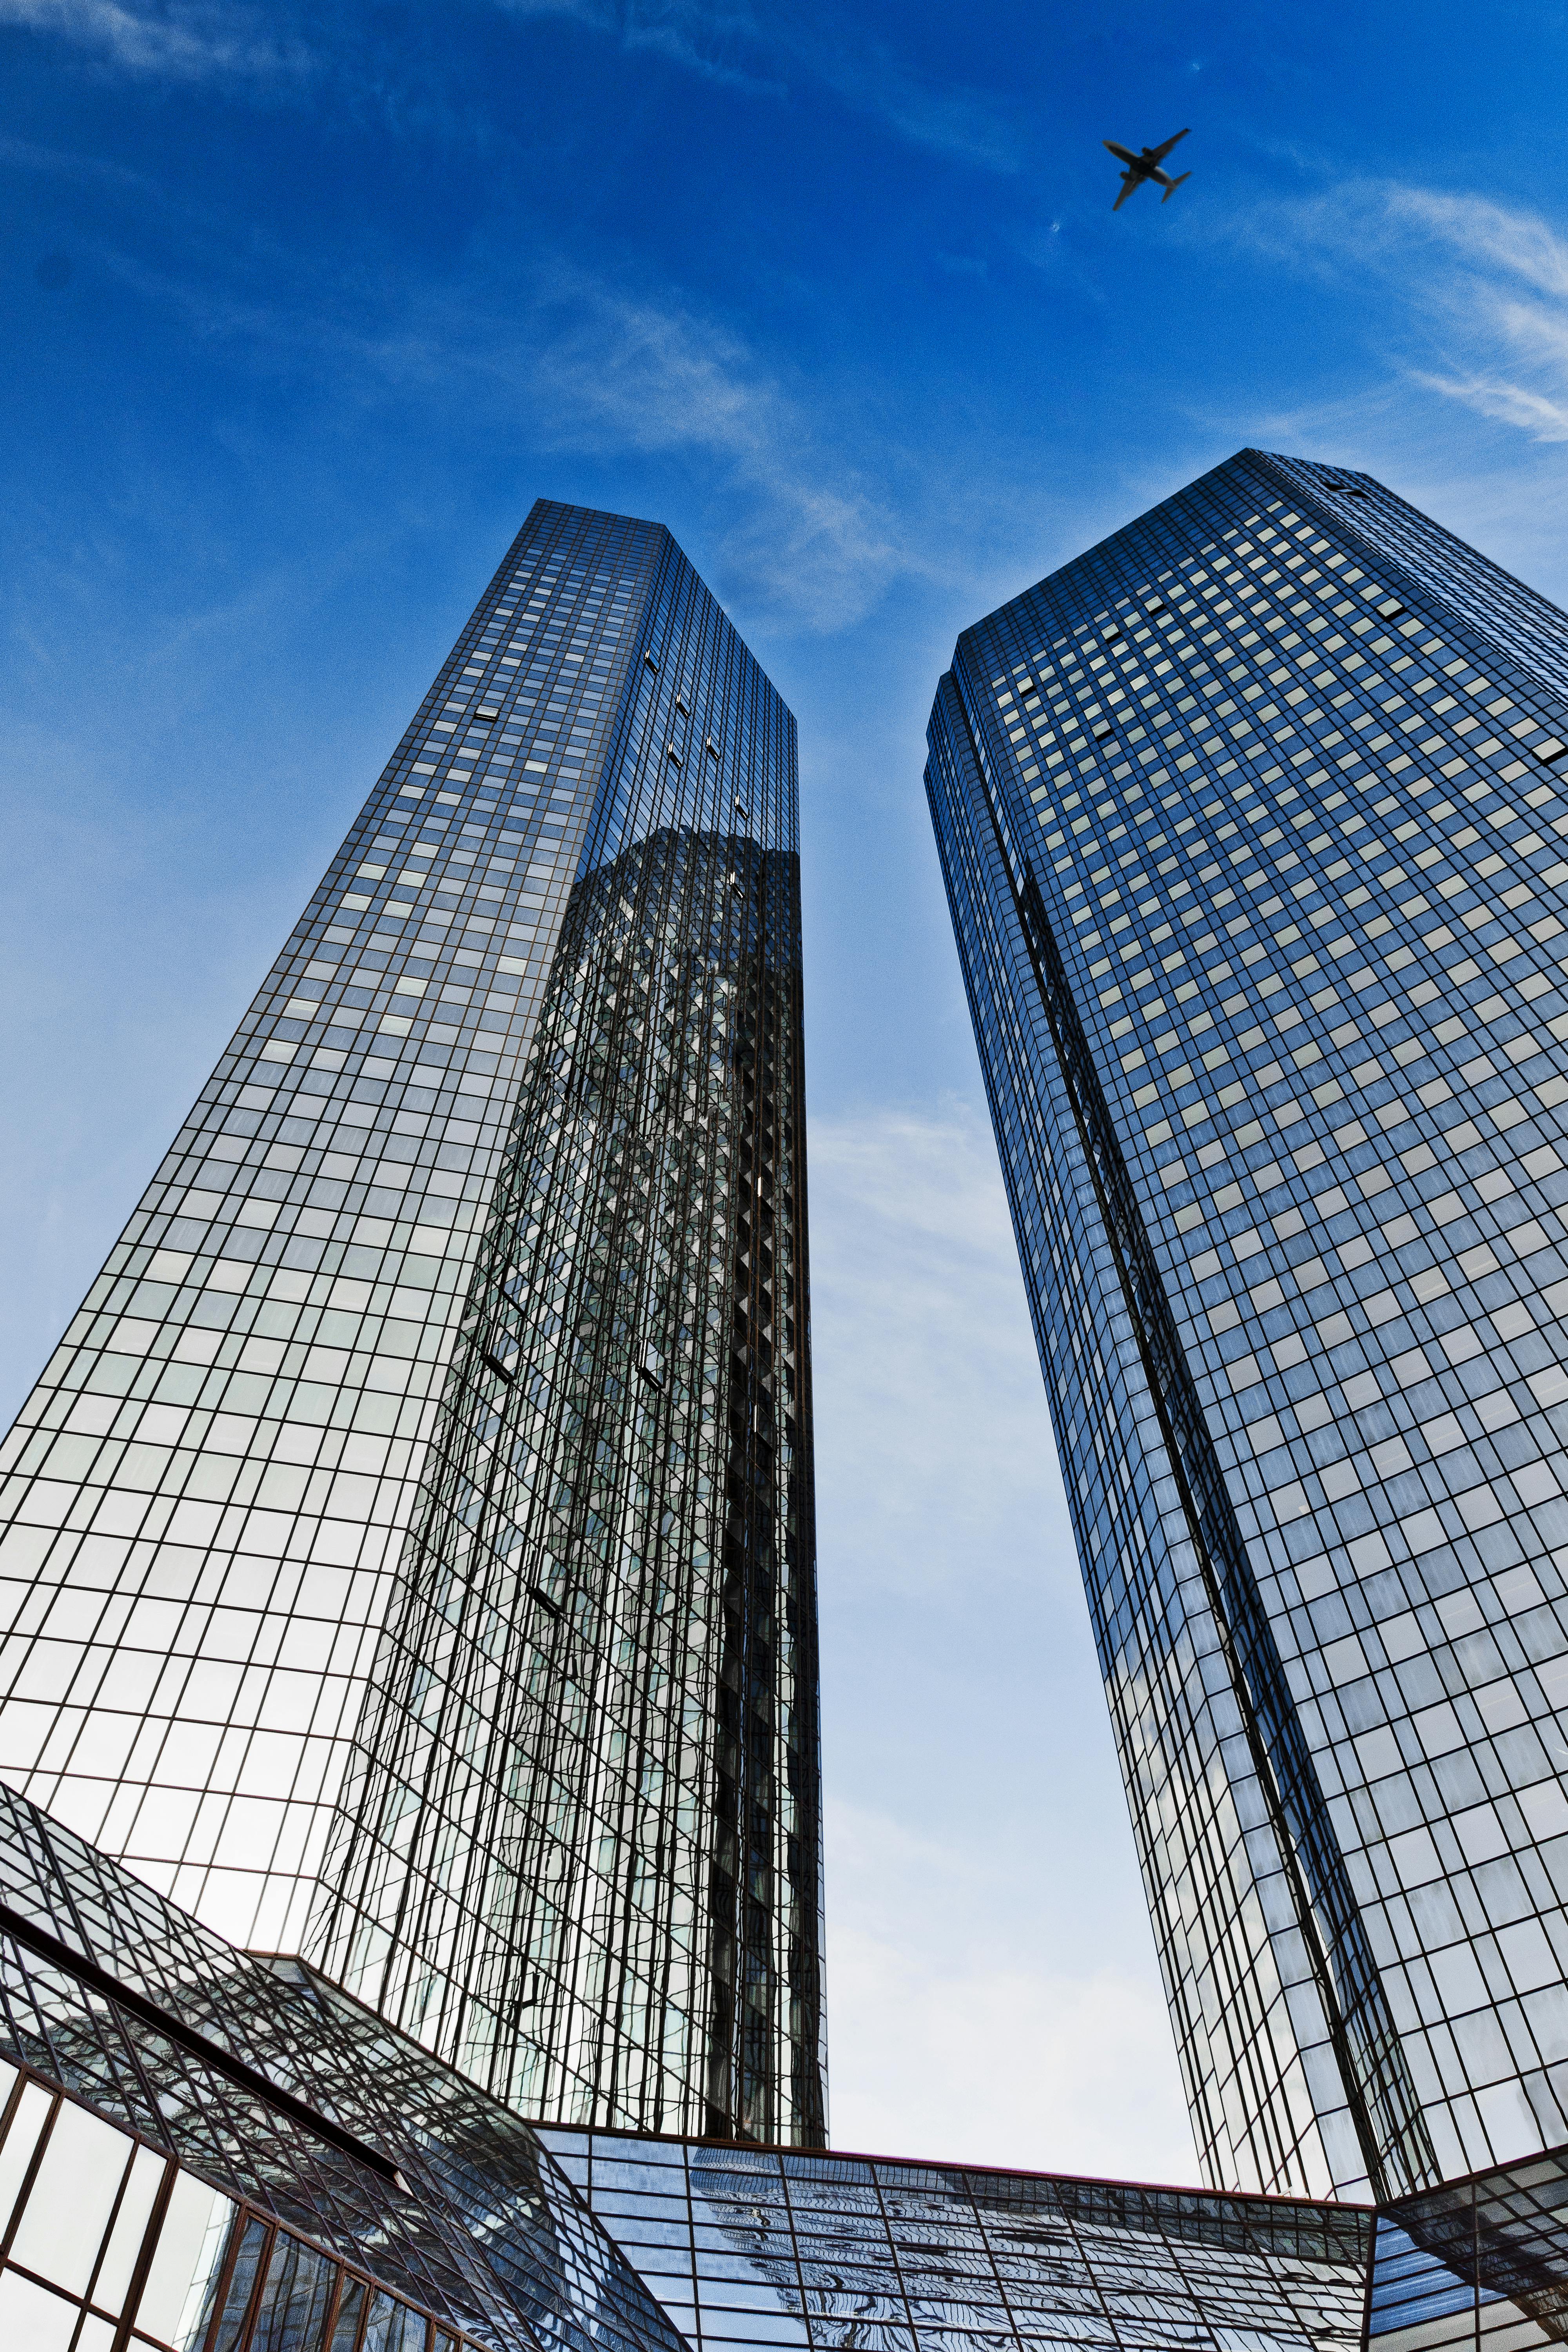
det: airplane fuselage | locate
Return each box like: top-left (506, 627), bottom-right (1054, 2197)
top-left (1105, 142), bottom-right (1180, 189)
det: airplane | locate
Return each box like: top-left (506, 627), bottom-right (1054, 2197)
top-left (1104, 127), bottom-right (1192, 210)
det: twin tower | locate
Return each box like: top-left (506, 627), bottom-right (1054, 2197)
top-left (6, 452), bottom-right (1568, 2314)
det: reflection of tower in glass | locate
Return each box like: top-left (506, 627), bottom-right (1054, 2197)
top-left (701, 2146), bottom-right (907, 2351)
top-left (312, 746), bottom-right (826, 2140)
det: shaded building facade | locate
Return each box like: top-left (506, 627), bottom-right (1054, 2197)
top-left (927, 451), bottom-right (1568, 2202)
top-left (312, 816), bottom-right (821, 2143)
top-left (0, 502), bottom-right (824, 2145)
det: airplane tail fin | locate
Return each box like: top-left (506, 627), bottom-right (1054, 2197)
top-left (1160, 172), bottom-right (1191, 202)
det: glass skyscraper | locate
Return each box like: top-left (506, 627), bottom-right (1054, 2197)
top-left (926, 450), bottom-right (1568, 2206)
top-left (0, 500), bottom-right (825, 2147)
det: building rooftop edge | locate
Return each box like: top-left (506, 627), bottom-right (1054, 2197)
top-left (529, 2112), bottom-right (1377, 2212)
top-left (944, 446), bottom-right (1370, 667)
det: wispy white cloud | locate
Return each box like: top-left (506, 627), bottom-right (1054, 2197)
top-left (1412, 368), bottom-right (1568, 442)
top-left (812, 30), bottom-right (1019, 174)
top-left (525, 267), bottom-right (913, 628)
top-left (826, 1799), bottom-right (1194, 2178)
top-left (6, 0), bottom-right (1019, 166)
top-left (493, 0), bottom-right (1020, 170)
top-left (1221, 175), bottom-right (1568, 450)
top-left (1376, 185), bottom-right (1568, 442)
top-left (0, 4), bottom-right (1018, 634)
top-left (1385, 185), bottom-right (1568, 304)
top-left (73, 213), bottom-right (924, 630)
top-left (0, 0), bottom-right (309, 80)
top-left (500, 0), bottom-right (784, 96)
top-left (808, 1100), bottom-right (1063, 1598)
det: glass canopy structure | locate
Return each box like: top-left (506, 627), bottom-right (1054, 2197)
top-left (2, 1779), bottom-right (1557, 2352)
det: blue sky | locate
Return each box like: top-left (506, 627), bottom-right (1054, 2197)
top-left (7, 0), bottom-right (1568, 2180)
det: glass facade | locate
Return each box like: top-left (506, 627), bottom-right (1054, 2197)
top-left (0, 2052), bottom-right (496, 2352)
top-left (311, 794), bottom-right (822, 2142)
top-left (0, 501), bottom-right (824, 2144)
top-left (926, 449), bottom-right (1568, 2205)
top-left (0, 1779), bottom-right (689, 2352)
top-left (540, 2120), bottom-right (1372, 2352)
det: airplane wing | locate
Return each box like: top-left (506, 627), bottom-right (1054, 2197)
top-left (1103, 140), bottom-right (1138, 165)
top-left (1112, 172), bottom-right (1138, 211)
top-left (1147, 127), bottom-right (1191, 164)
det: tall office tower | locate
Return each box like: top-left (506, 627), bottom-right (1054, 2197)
top-left (927, 450), bottom-right (1568, 2205)
top-left (0, 501), bottom-right (825, 2145)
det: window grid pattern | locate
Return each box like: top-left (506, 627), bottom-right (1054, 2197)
top-left (927, 671), bottom-right (1356, 2204)
top-left (310, 547), bottom-right (826, 2145)
top-left (926, 446), bottom-right (1568, 2203)
top-left (1370, 2136), bottom-right (1568, 2352)
top-left (0, 1782), bottom-right (688, 2352)
top-left (0, 2052), bottom-right (483, 2352)
top-left (0, 500), bottom-right (686, 1956)
top-left (538, 2122), bottom-right (1370, 2352)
